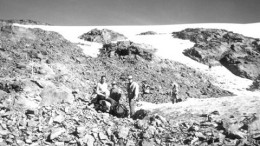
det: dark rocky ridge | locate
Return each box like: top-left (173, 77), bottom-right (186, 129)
top-left (79, 28), bottom-right (127, 44)
top-left (138, 31), bottom-right (158, 35)
top-left (102, 41), bottom-right (156, 61)
top-left (0, 19), bottom-right (50, 25)
top-left (173, 28), bottom-right (260, 79)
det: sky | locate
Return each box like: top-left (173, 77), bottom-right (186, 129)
top-left (0, 0), bottom-right (260, 26)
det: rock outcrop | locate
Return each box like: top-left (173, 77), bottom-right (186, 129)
top-left (102, 41), bottom-right (156, 61)
top-left (79, 28), bottom-right (127, 44)
top-left (249, 75), bottom-right (260, 91)
top-left (0, 19), bottom-right (50, 25)
top-left (138, 31), bottom-right (158, 35)
top-left (173, 28), bottom-right (260, 79)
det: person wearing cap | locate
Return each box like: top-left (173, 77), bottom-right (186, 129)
top-left (170, 82), bottom-right (179, 104)
top-left (106, 81), bottom-right (123, 107)
top-left (127, 75), bottom-right (139, 117)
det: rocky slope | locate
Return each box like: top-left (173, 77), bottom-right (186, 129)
top-left (99, 41), bottom-right (233, 103)
top-left (173, 28), bottom-right (260, 79)
top-left (0, 20), bottom-right (259, 145)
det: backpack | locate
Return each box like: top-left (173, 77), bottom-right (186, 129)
top-left (111, 104), bottom-right (128, 118)
top-left (95, 100), bottom-right (111, 112)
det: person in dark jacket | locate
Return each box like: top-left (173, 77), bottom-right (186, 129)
top-left (170, 82), bottom-right (179, 104)
top-left (106, 81), bottom-right (123, 107)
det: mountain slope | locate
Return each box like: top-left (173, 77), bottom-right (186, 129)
top-left (0, 21), bottom-right (259, 145)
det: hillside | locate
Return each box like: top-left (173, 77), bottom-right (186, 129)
top-left (0, 20), bottom-right (259, 145)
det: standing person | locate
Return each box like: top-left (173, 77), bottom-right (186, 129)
top-left (170, 82), bottom-right (179, 104)
top-left (90, 75), bottom-right (110, 105)
top-left (127, 75), bottom-right (139, 118)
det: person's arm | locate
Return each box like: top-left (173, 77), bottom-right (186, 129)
top-left (119, 89), bottom-right (125, 103)
top-left (96, 83), bottom-right (105, 96)
top-left (176, 87), bottom-right (179, 94)
top-left (126, 84), bottom-right (130, 99)
top-left (133, 83), bottom-right (139, 100)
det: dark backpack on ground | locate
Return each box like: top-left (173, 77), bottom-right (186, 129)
top-left (110, 104), bottom-right (128, 118)
top-left (94, 100), bottom-right (111, 112)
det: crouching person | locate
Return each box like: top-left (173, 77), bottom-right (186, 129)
top-left (107, 81), bottom-right (128, 118)
top-left (89, 75), bottom-right (110, 106)
top-left (106, 81), bottom-right (123, 108)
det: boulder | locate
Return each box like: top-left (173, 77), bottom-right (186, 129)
top-left (117, 126), bottom-right (130, 139)
top-left (79, 28), bottom-right (127, 44)
top-left (140, 139), bottom-right (155, 146)
top-left (14, 95), bottom-right (39, 110)
top-left (50, 128), bottom-right (66, 140)
top-left (102, 41), bottom-right (156, 60)
top-left (81, 134), bottom-right (95, 146)
top-left (53, 115), bottom-right (65, 123)
top-left (40, 85), bottom-right (74, 106)
top-left (135, 120), bottom-right (149, 130)
top-left (138, 31), bottom-right (158, 35)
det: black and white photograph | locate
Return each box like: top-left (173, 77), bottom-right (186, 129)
top-left (0, 0), bottom-right (260, 145)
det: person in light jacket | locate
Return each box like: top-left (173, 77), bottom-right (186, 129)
top-left (127, 75), bottom-right (139, 118)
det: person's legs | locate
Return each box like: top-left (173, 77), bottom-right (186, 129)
top-left (172, 94), bottom-right (177, 104)
top-left (105, 90), bottom-right (110, 99)
top-left (92, 95), bottom-right (105, 105)
top-left (129, 99), bottom-right (136, 117)
top-left (106, 97), bottom-right (117, 107)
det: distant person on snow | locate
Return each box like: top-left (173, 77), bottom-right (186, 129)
top-left (142, 81), bottom-right (151, 95)
top-left (127, 75), bottom-right (139, 118)
top-left (170, 82), bottom-right (179, 104)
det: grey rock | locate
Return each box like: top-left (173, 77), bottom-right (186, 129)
top-left (50, 128), bottom-right (66, 140)
top-left (53, 115), bottom-right (65, 123)
top-left (195, 132), bottom-right (207, 140)
top-left (141, 139), bottom-right (155, 146)
top-left (76, 126), bottom-right (86, 135)
top-left (155, 114), bottom-right (167, 124)
top-left (117, 126), bottom-right (130, 139)
top-left (54, 142), bottom-right (64, 146)
top-left (40, 85), bottom-right (74, 106)
top-left (81, 134), bottom-right (95, 146)
top-left (136, 120), bottom-right (148, 130)
top-left (99, 132), bottom-right (108, 141)
top-left (0, 129), bottom-right (9, 136)
top-left (79, 28), bottom-right (127, 44)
